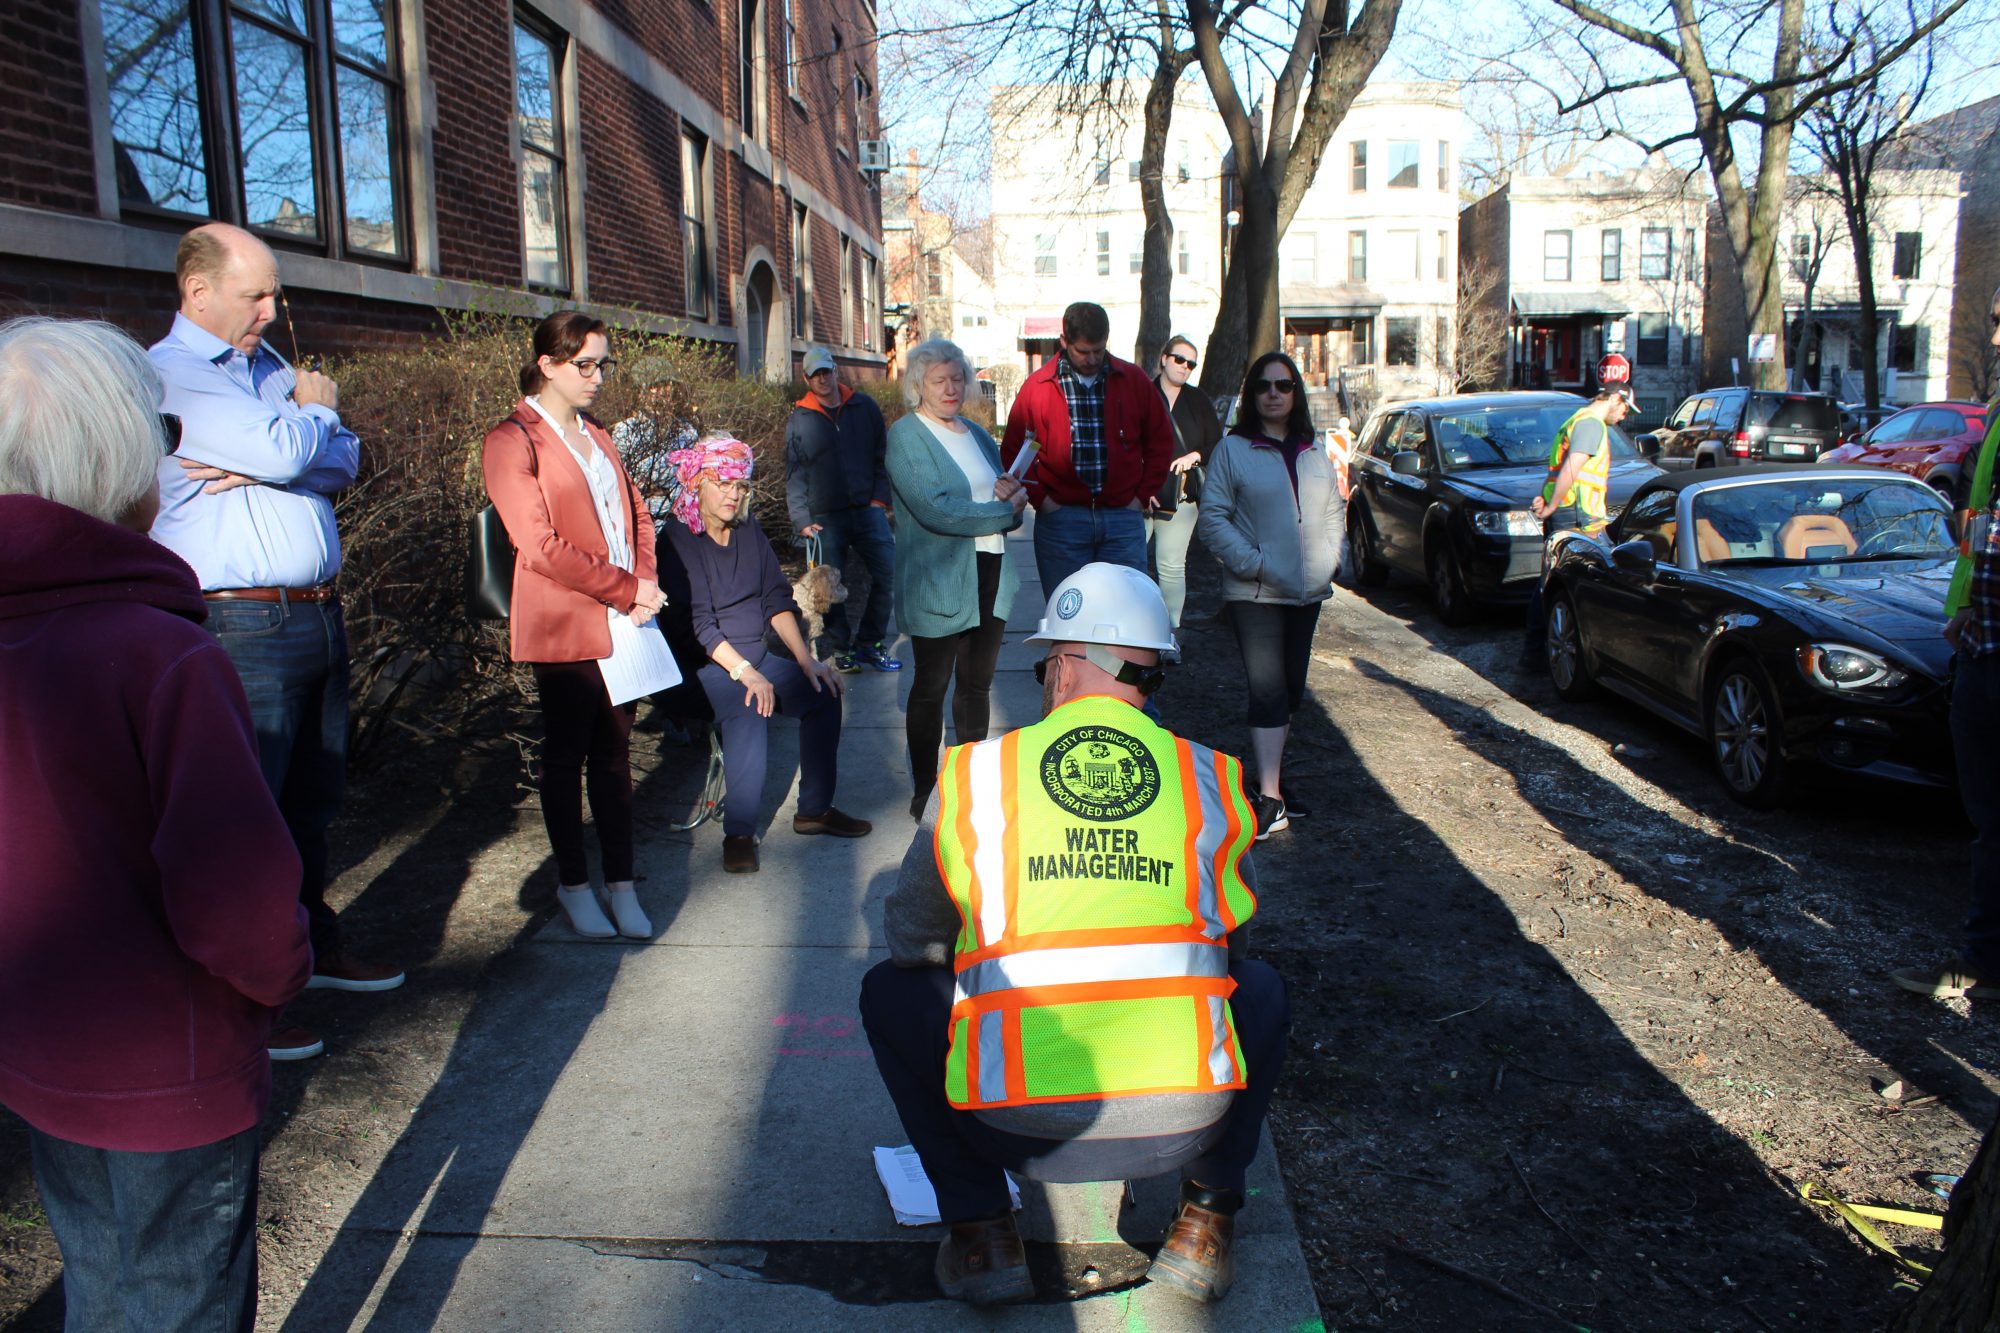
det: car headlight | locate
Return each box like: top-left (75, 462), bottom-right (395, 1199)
top-left (1796, 643), bottom-right (1908, 693)
top-left (1471, 508), bottom-right (1543, 537)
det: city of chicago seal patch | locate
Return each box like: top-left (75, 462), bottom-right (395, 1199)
top-left (1040, 725), bottom-right (1161, 820)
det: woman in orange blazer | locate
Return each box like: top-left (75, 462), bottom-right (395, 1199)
top-left (482, 311), bottom-right (665, 940)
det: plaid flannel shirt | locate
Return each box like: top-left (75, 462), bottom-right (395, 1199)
top-left (1966, 507), bottom-right (2000, 658)
top-left (1054, 355), bottom-right (1109, 495)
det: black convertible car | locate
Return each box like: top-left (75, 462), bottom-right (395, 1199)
top-left (1346, 392), bottom-right (1664, 624)
top-left (1541, 466), bottom-right (1957, 805)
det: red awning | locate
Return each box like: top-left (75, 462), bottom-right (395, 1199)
top-left (1020, 316), bottom-right (1062, 339)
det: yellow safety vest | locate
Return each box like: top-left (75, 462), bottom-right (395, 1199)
top-left (1541, 407), bottom-right (1612, 531)
top-left (935, 694), bottom-right (1259, 1111)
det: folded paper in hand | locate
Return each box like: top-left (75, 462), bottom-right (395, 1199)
top-left (1006, 437), bottom-right (1040, 480)
top-left (872, 1145), bottom-right (1021, 1226)
top-left (597, 609), bottom-right (683, 705)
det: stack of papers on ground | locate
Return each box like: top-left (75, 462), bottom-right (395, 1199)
top-left (872, 1145), bottom-right (1022, 1226)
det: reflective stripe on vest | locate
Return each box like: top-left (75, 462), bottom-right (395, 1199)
top-left (935, 695), bottom-right (1257, 1110)
top-left (1541, 407), bottom-right (1611, 528)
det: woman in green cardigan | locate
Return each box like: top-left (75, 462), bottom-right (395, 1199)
top-left (887, 339), bottom-right (1028, 819)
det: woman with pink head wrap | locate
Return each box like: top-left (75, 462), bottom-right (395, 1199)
top-left (661, 434), bottom-right (872, 873)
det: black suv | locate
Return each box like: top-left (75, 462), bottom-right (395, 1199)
top-left (1642, 388), bottom-right (1843, 469)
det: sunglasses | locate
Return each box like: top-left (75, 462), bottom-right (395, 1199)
top-left (1033, 653), bottom-right (1087, 684)
top-left (1256, 378), bottom-right (1299, 394)
top-left (1033, 650), bottom-right (1167, 696)
top-left (1167, 353), bottom-right (1197, 369)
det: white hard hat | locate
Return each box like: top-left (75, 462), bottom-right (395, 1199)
top-left (1025, 562), bottom-right (1175, 651)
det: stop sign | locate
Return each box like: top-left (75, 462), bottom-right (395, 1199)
top-left (1597, 353), bottom-right (1632, 384)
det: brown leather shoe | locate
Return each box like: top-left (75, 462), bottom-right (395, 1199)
top-left (934, 1213), bottom-right (1033, 1305)
top-left (1147, 1197), bottom-right (1235, 1302)
top-left (722, 835), bottom-right (759, 873)
top-left (792, 807), bottom-right (872, 837)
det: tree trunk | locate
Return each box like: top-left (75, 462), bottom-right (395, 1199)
top-left (1134, 51), bottom-right (1185, 373)
top-left (1893, 1104), bottom-right (2000, 1330)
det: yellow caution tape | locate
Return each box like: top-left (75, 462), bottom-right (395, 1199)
top-left (1799, 1182), bottom-right (1942, 1277)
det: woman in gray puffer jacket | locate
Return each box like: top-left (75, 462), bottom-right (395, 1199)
top-left (1196, 350), bottom-right (1343, 839)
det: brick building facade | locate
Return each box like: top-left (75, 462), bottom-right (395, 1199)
top-left (0, 0), bottom-right (886, 376)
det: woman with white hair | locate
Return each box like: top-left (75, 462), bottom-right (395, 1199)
top-left (886, 338), bottom-right (1028, 819)
top-left (0, 317), bottom-right (312, 1329)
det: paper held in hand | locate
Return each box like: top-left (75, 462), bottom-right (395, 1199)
top-left (1006, 434), bottom-right (1040, 480)
top-left (872, 1144), bottom-right (1022, 1226)
top-left (597, 608), bottom-right (683, 705)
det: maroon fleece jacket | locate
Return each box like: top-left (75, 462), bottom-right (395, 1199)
top-left (0, 495), bottom-right (311, 1151)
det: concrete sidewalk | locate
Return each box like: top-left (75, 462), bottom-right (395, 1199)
top-left (282, 529), bottom-right (1324, 1331)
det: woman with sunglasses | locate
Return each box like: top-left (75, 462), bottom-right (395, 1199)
top-left (1197, 351), bottom-right (1344, 838)
top-left (1150, 335), bottom-right (1223, 662)
top-left (484, 310), bottom-right (665, 939)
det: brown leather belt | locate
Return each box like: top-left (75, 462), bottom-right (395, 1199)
top-left (204, 583), bottom-right (338, 604)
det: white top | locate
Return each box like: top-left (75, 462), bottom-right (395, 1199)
top-left (920, 413), bottom-right (1005, 555)
top-left (528, 395), bottom-right (633, 576)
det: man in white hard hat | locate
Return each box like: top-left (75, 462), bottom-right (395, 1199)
top-left (860, 562), bottom-right (1291, 1308)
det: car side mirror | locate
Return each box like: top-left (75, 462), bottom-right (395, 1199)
top-left (1637, 433), bottom-right (1662, 460)
top-left (1390, 450), bottom-right (1422, 476)
top-left (1610, 538), bottom-right (1658, 582)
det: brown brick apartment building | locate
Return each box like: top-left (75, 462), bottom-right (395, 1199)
top-left (0, 0), bottom-right (886, 374)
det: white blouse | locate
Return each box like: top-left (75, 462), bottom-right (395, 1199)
top-left (527, 395), bottom-right (633, 574)
top-left (919, 413), bottom-right (1005, 555)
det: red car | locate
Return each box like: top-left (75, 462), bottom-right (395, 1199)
top-left (1819, 401), bottom-right (1988, 507)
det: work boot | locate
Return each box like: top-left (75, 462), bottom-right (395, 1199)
top-left (935, 1213), bottom-right (1033, 1305)
top-left (793, 807), bottom-right (872, 837)
top-left (1147, 1183), bottom-right (1240, 1303)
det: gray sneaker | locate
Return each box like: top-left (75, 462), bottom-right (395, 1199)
top-left (1890, 960), bottom-right (2000, 998)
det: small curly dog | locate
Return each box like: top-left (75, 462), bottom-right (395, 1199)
top-left (791, 562), bottom-right (847, 647)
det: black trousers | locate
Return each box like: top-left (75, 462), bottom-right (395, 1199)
top-left (906, 551), bottom-right (1008, 800)
top-left (1226, 600), bottom-right (1322, 728)
top-left (859, 958), bottom-right (1291, 1223)
top-left (531, 660), bottom-right (636, 884)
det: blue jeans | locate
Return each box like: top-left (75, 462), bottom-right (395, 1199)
top-left (696, 651), bottom-right (844, 838)
top-left (1954, 652), bottom-right (2000, 973)
top-left (860, 959), bottom-right (1290, 1223)
top-left (207, 597), bottom-right (348, 963)
top-left (31, 1124), bottom-right (260, 1333)
top-left (810, 505), bottom-right (896, 652)
top-left (1032, 502), bottom-right (1148, 595)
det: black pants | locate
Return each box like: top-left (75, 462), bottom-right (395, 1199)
top-left (1226, 600), bottom-right (1321, 727)
top-left (907, 552), bottom-right (1008, 800)
top-left (531, 660), bottom-right (636, 884)
top-left (1525, 504), bottom-right (1587, 650)
top-left (859, 958), bottom-right (1291, 1223)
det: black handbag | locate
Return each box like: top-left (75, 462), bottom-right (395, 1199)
top-left (466, 422), bottom-right (535, 621)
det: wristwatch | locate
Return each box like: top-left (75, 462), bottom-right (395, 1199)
top-left (729, 660), bottom-right (751, 682)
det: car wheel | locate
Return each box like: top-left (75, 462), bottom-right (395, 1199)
top-left (1545, 591), bottom-right (1596, 701)
top-left (1427, 538), bottom-right (1474, 627)
top-left (1707, 659), bottom-right (1788, 807)
top-left (1348, 502), bottom-right (1390, 586)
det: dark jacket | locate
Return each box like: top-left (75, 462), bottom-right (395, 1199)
top-left (665, 515), bottom-right (802, 666)
top-left (1154, 376), bottom-right (1225, 507)
top-left (0, 495), bottom-right (312, 1151)
top-left (999, 353), bottom-right (1174, 509)
top-left (785, 386), bottom-right (890, 531)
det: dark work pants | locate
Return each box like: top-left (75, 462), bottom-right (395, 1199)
top-left (907, 552), bottom-right (1007, 802)
top-left (31, 1124), bottom-right (260, 1333)
top-left (208, 597), bottom-right (348, 965)
top-left (1955, 651), bottom-right (2000, 973)
top-left (812, 504), bottom-right (897, 651)
top-left (531, 660), bottom-right (637, 884)
top-left (697, 653), bottom-right (843, 837)
top-left (859, 958), bottom-right (1291, 1223)
top-left (1226, 600), bottom-right (1322, 728)
top-left (1524, 504), bottom-right (1587, 651)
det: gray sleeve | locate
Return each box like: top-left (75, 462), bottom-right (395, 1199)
top-left (1569, 416), bottom-right (1609, 458)
top-left (884, 793), bottom-right (960, 967)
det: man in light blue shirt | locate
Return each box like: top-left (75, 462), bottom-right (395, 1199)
top-left (150, 223), bottom-right (404, 1061)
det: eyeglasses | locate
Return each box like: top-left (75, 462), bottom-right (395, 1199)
top-left (1167, 353), bottom-right (1197, 369)
top-left (705, 478), bottom-right (752, 495)
top-left (1256, 378), bottom-right (1299, 394)
top-left (159, 413), bottom-right (183, 452)
top-left (566, 358), bottom-right (619, 379)
top-left (1032, 653), bottom-right (1089, 684)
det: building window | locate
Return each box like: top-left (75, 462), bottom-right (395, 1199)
top-left (1177, 228), bottom-right (1191, 276)
top-left (1388, 140), bottom-right (1419, 189)
top-left (1543, 230), bottom-right (1571, 283)
top-left (103, 0), bottom-right (409, 258)
top-left (792, 203), bottom-right (813, 338)
top-left (1894, 231), bottom-right (1922, 280)
top-left (1385, 317), bottom-right (1420, 366)
top-left (1129, 239), bottom-right (1142, 275)
top-left (1350, 141), bottom-right (1366, 191)
top-left (1345, 316), bottom-right (1374, 364)
top-left (923, 248), bottom-right (943, 298)
top-left (1036, 234), bottom-right (1058, 277)
top-left (681, 129), bottom-right (711, 318)
top-left (1437, 141), bottom-right (1450, 191)
top-left (782, 0), bottom-right (798, 95)
top-left (862, 251), bottom-right (880, 350)
top-left (1640, 226), bottom-right (1672, 280)
top-left (1128, 160), bottom-right (1141, 181)
top-left (1177, 140), bottom-right (1190, 184)
top-left (740, 0), bottom-right (766, 142)
top-left (1436, 314), bottom-right (1449, 364)
top-left (839, 234), bottom-right (853, 344)
top-left (1683, 229), bottom-right (1697, 279)
top-left (1892, 321), bottom-right (1922, 373)
top-left (1094, 159), bottom-right (1110, 186)
top-left (1095, 230), bottom-right (1110, 277)
top-left (515, 22), bottom-right (569, 290)
top-left (1601, 230), bottom-right (1622, 282)
top-left (1437, 229), bottom-right (1448, 280)
top-left (1636, 312), bottom-right (1669, 366)
top-left (831, 31), bottom-right (846, 145)
top-left (1348, 230), bottom-right (1366, 282)
top-left (852, 69), bottom-right (872, 156)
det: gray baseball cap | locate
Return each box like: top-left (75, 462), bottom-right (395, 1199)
top-left (802, 347), bottom-right (837, 376)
